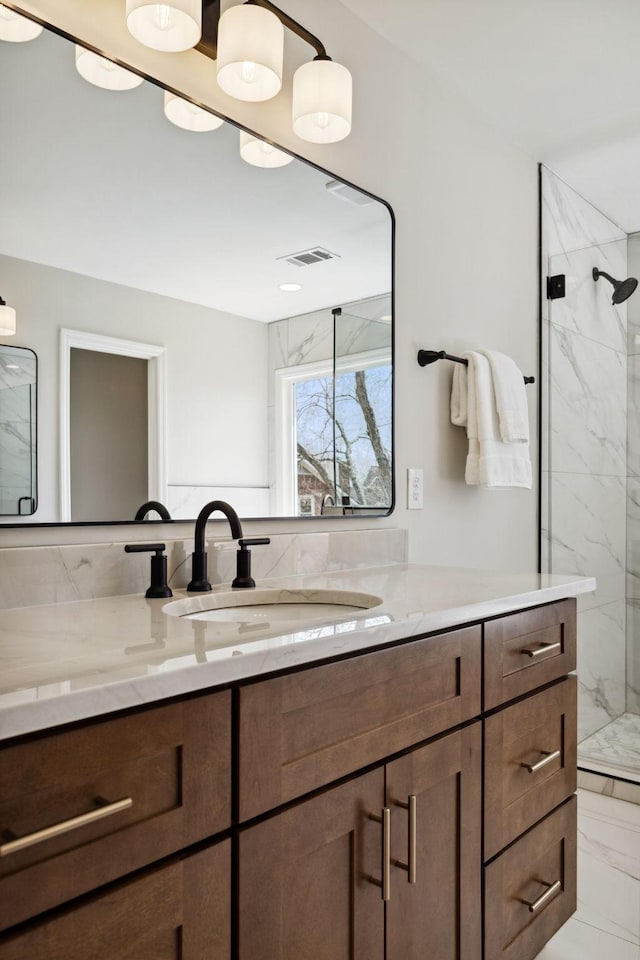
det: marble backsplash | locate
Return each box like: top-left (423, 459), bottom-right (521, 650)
top-left (0, 527), bottom-right (408, 610)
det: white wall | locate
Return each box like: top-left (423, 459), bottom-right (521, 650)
top-left (5, 0), bottom-right (538, 567)
top-left (0, 254), bottom-right (269, 522)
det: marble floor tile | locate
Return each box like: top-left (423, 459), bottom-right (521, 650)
top-left (579, 714), bottom-right (640, 782)
top-left (536, 790), bottom-right (640, 958)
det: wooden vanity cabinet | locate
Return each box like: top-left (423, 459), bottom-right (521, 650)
top-left (238, 724), bottom-right (482, 960)
top-left (0, 596), bottom-right (578, 960)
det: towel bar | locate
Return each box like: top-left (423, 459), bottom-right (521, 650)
top-left (417, 349), bottom-right (535, 384)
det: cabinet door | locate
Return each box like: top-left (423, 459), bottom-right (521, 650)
top-left (239, 767), bottom-right (384, 960)
top-left (386, 724), bottom-right (482, 960)
top-left (0, 840), bottom-right (230, 960)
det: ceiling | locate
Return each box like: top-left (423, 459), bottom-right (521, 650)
top-left (340, 0), bottom-right (640, 231)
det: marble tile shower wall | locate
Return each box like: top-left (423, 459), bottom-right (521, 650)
top-left (542, 168), bottom-right (628, 741)
top-left (0, 528), bottom-right (407, 611)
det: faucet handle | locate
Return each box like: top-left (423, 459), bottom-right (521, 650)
top-left (232, 538), bottom-right (271, 589)
top-left (124, 543), bottom-right (173, 599)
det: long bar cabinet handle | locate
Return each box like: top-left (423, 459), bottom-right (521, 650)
top-left (1, 796), bottom-right (133, 857)
top-left (368, 808), bottom-right (391, 901)
top-left (520, 749), bottom-right (561, 774)
top-left (394, 795), bottom-right (417, 884)
top-left (520, 640), bottom-right (562, 659)
top-left (521, 878), bottom-right (562, 913)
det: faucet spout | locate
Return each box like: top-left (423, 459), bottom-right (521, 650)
top-left (187, 500), bottom-right (244, 592)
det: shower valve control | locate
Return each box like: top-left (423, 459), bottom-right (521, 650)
top-left (407, 468), bottom-right (424, 510)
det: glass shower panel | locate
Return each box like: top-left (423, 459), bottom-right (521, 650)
top-left (0, 345), bottom-right (37, 516)
top-left (544, 239), bottom-right (630, 777)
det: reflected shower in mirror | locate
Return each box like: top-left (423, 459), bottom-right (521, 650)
top-left (0, 345), bottom-right (37, 516)
top-left (0, 18), bottom-right (393, 525)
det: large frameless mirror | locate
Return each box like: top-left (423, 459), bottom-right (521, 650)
top-left (0, 16), bottom-right (393, 525)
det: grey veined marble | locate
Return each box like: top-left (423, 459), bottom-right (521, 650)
top-left (549, 324), bottom-right (627, 478)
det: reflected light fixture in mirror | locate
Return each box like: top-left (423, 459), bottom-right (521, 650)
top-left (164, 91), bottom-right (224, 131)
top-left (217, 3), bottom-right (284, 102)
top-left (126, 0), bottom-right (201, 52)
top-left (0, 296), bottom-right (16, 336)
top-left (0, 4), bottom-right (42, 41)
top-left (239, 131), bottom-right (292, 167)
top-left (75, 46), bottom-right (144, 90)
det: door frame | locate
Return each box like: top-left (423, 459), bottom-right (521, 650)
top-left (59, 328), bottom-right (167, 522)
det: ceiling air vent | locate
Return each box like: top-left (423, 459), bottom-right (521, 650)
top-left (277, 246), bottom-right (340, 268)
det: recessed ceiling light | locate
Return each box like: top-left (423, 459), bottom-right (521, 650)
top-left (279, 282), bottom-right (302, 292)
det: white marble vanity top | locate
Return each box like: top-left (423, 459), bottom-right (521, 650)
top-left (0, 563), bottom-right (595, 741)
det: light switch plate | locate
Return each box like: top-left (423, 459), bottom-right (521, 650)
top-left (407, 468), bottom-right (423, 509)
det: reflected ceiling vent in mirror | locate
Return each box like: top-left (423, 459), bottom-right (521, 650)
top-left (126, 0), bottom-right (201, 52)
top-left (0, 5), bottom-right (42, 42)
top-left (75, 46), bottom-right (144, 91)
top-left (239, 131), bottom-right (292, 167)
top-left (278, 247), bottom-right (340, 268)
top-left (325, 179), bottom-right (375, 206)
top-left (0, 295), bottom-right (16, 336)
top-left (164, 91), bottom-right (224, 131)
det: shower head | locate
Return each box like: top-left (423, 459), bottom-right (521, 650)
top-left (592, 267), bottom-right (638, 304)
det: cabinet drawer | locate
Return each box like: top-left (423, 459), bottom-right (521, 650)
top-left (484, 599), bottom-right (576, 709)
top-left (238, 625), bottom-right (481, 820)
top-left (485, 796), bottom-right (577, 960)
top-left (484, 677), bottom-right (576, 860)
top-left (0, 839), bottom-right (230, 960)
top-left (0, 691), bottom-right (231, 931)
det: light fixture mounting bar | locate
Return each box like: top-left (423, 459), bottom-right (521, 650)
top-left (247, 0), bottom-right (329, 59)
top-left (197, 0), bottom-right (330, 62)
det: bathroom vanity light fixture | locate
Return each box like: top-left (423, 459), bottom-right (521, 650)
top-left (0, 296), bottom-right (16, 336)
top-left (0, 4), bottom-right (42, 41)
top-left (164, 91), bottom-right (224, 130)
top-left (127, 0), bottom-right (353, 144)
top-left (240, 131), bottom-right (292, 167)
top-left (75, 46), bottom-right (144, 90)
top-left (126, 0), bottom-right (202, 52)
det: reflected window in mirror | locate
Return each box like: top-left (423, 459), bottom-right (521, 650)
top-left (0, 345), bottom-right (37, 516)
top-left (0, 15), bottom-right (393, 525)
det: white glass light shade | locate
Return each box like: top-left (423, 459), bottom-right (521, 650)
top-left (292, 59), bottom-right (352, 143)
top-left (239, 131), bottom-right (292, 168)
top-left (164, 92), bottom-right (224, 131)
top-left (0, 6), bottom-right (43, 42)
top-left (126, 0), bottom-right (201, 52)
top-left (217, 5), bottom-right (283, 103)
top-left (0, 303), bottom-right (16, 336)
top-left (75, 46), bottom-right (144, 91)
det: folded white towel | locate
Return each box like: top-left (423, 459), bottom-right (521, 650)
top-left (451, 352), bottom-right (532, 489)
top-left (481, 349), bottom-right (529, 443)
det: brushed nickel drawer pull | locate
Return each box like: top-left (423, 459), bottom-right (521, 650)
top-left (0, 796), bottom-right (133, 857)
top-left (521, 641), bottom-right (562, 659)
top-left (521, 878), bottom-right (562, 912)
top-left (393, 795), bottom-right (417, 884)
top-left (368, 808), bottom-right (391, 901)
top-left (521, 749), bottom-right (561, 774)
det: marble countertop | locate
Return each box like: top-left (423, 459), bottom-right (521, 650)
top-left (0, 563), bottom-right (596, 741)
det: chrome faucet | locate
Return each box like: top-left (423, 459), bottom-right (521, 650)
top-left (187, 500), bottom-right (244, 592)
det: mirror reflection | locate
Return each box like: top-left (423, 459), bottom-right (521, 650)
top-left (0, 345), bottom-right (37, 516)
top-left (0, 22), bottom-right (393, 524)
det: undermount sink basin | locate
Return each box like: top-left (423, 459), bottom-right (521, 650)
top-left (163, 588), bottom-right (383, 625)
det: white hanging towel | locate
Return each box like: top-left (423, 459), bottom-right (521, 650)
top-left (450, 352), bottom-right (532, 489)
top-left (481, 349), bottom-right (529, 443)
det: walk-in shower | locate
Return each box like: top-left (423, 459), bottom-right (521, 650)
top-left (542, 167), bottom-right (640, 793)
